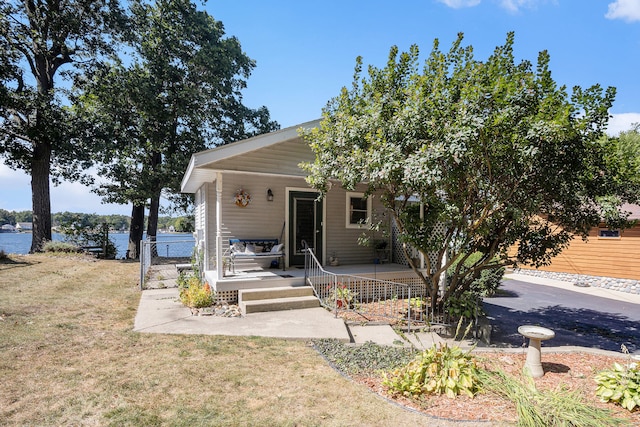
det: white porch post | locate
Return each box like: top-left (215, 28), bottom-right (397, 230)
top-left (215, 172), bottom-right (224, 279)
top-left (439, 249), bottom-right (447, 297)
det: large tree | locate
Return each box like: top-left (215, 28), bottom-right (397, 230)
top-left (79, 0), bottom-right (278, 258)
top-left (605, 124), bottom-right (640, 195)
top-left (303, 33), bottom-right (634, 311)
top-left (0, 0), bottom-right (124, 252)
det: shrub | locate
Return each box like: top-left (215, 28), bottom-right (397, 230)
top-left (471, 265), bottom-right (504, 297)
top-left (448, 252), bottom-right (505, 297)
top-left (444, 291), bottom-right (481, 321)
top-left (42, 240), bottom-right (81, 253)
top-left (335, 284), bottom-right (356, 309)
top-left (186, 283), bottom-right (213, 308)
top-left (178, 273), bottom-right (213, 308)
top-left (383, 344), bottom-right (480, 398)
top-left (57, 218), bottom-right (117, 259)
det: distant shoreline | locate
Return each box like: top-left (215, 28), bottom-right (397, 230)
top-left (0, 232), bottom-right (195, 258)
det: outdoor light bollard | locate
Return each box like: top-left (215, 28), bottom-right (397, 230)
top-left (518, 325), bottom-right (555, 378)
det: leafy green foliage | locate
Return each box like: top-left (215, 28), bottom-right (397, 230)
top-left (53, 211), bottom-right (130, 232)
top-left (383, 344), bottom-right (480, 398)
top-left (57, 216), bottom-right (117, 259)
top-left (178, 273), bottom-right (213, 308)
top-left (335, 285), bottom-right (357, 309)
top-left (301, 32), bottom-right (631, 313)
top-left (480, 369), bottom-right (625, 426)
top-left (313, 339), bottom-right (417, 376)
top-left (450, 252), bottom-right (505, 297)
top-left (0, 209), bottom-right (32, 225)
top-left (173, 216), bottom-right (195, 233)
top-left (77, 0), bottom-right (279, 254)
top-left (0, 0), bottom-right (125, 252)
top-left (444, 291), bottom-right (481, 321)
top-left (595, 361), bottom-right (640, 412)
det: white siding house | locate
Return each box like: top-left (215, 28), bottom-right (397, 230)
top-left (1, 224), bottom-right (16, 232)
top-left (181, 120), bottom-right (403, 296)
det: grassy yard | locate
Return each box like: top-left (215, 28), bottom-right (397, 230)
top-left (0, 254), bottom-right (449, 427)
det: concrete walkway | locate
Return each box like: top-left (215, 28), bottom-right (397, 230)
top-left (131, 274), bottom-right (640, 426)
top-left (134, 288), bottom-right (351, 341)
top-left (133, 287), bottom-right (457, 349)
top-left (133, 273), bottom-right (640, 354)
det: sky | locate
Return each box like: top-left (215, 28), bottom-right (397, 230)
top-left (2, 0), bottom-right (640, 215)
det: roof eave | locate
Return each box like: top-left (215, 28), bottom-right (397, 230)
top-left (181, 119), bottom-right (320, 194)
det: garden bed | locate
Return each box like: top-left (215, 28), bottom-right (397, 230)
top-left (364, 352), bottom-right (639, 424)
top-left (314, 340), bottom-right (639, 425)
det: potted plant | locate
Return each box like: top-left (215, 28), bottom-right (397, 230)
top-left (335, 284), bottom-right (356, 309)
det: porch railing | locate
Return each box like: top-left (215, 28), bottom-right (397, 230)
top-left (304, 246), bottom-right (442, 332)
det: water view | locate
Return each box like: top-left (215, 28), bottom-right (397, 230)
top-left (0, 232), bottom-right (195, 259)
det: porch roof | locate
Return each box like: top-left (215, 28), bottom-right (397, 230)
top-left (181, 119), bottom-right (320, 193)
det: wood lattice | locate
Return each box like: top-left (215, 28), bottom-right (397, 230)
top-left (391, 218), bottom-right (446, 273)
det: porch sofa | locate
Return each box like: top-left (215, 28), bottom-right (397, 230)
top-left (228, 238), bottom-right (285, 272)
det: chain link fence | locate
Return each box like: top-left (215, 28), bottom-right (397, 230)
top-left (139, 237), bottom-right (196, 289)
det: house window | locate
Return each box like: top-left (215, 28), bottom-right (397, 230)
top-left (598, 229), bottom-right (620, 239)
top-left (346, 192), bottom-right (371, 228)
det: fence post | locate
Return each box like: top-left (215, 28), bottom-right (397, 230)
top-left (407, 286), bottom-right (412, 333)
top-left (139, 240), bottom-right (146, 290)
top-left (333, 274), bottom-right (339, 318)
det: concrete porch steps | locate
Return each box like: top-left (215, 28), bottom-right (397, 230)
top-left (239, 286), bottom-right (320, 314)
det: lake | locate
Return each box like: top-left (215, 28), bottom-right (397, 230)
top-left (0, 232), bottom-right (195, 259)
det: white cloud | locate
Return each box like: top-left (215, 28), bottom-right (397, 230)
top-left (436, 0), bottom-right (481, 9)
top-left (0, 163), bottom-right (30, 183)
top-left (605, 0), bottom-right (640, 22)
top-left (607, 112), bottom-right (640, 136)
top-left (499, 0), bottom-right (548, 13)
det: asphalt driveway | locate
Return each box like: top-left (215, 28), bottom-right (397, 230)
top-left (483, 277), bottom-right (640, 354)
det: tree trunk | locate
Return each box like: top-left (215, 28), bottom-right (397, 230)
top-left (147, 193), bottom-right (160, 257)
top-left (30, 141), bottom-right (52, 253)
top-left (127, 204), bottom-right (145, 259)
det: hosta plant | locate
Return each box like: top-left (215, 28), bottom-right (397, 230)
top-left (382, 344), bottom-right (480, 398)
top-left (595, 359), bottom-right (640, 412)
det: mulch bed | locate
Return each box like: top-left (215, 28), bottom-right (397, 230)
top-left (354, 351), bottom-right (640, 425)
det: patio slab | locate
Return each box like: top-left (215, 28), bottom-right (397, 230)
top-left (133, 288), bottom-right (351, 341)
top-left (348, 324), bottom-right (411, 347)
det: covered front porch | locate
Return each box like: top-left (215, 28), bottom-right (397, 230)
top-left (204, 262), bottom-right (416, 302)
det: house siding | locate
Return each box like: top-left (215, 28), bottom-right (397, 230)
top-left (201, 137), bottom-right (315, 177)
top-left (324, 184), bottom-right (390, 265)
top-left (220, 174), bottom-right (296, 239)
top-left (204, 174), bottom-right (388, 268)
top-left (527, 226), bottom-right (640, 280)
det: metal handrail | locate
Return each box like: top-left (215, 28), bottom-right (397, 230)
top-left (303, 247), bottom-right (434, 332)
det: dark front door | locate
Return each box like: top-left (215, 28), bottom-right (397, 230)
top-left (289, 191), bottom-right (323, 266)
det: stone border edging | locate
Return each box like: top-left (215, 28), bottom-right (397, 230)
top-left (514, 269), bottom-right (640, 295)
